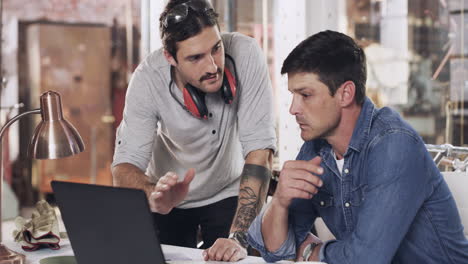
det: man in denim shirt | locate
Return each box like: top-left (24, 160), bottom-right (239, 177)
top-left (248, 30), bottom-right (468, 263)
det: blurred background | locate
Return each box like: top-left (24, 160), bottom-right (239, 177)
top-left (0, 0), bottom-right (466, 219)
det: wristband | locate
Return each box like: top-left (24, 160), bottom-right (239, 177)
top-left (228, 231), bottom-right (249, 249)
top-left (302, 242), bottom-right (318, 261)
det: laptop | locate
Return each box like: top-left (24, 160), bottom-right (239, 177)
top-left (51, 180), bottom-right (167, 264)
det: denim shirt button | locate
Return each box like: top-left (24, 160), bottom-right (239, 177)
top-left (345, 202), bottom-right (351, 207)
top-left (320, 201), bottom-right (325, 206)
top-left (344, 168), bottom-right (349, 174)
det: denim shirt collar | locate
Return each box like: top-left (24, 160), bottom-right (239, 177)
top-left (347, 97), bottom-right (375, 154)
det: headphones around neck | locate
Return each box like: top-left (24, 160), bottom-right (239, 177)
top-left (169, 54), bottom-right (238, 119)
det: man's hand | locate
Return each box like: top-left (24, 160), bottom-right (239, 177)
top-left (149, 169), bottom-right (195, 214)
top-left (273, 156), bottom-right (323, 209)
top-left (261, 157), bottom-right (323, 253)
top-left (202, 238), bottom-right (247, 262)
top-left (295, 232), bottom-right (323, 262)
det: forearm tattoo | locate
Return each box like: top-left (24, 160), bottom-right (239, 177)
top-left (233, 164), bottom-right (272, 231)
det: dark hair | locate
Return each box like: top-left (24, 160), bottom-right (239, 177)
top-left (159, 0), bottom-right (219, 61)
top-left (281, 30), bottom-right (367, 105)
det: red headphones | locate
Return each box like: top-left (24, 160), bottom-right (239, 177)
top-left (170, 55), bottom-right (238, 119)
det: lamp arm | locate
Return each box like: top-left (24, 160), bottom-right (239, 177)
top-left (0, 109), bottom-right (40, 140)
top-left (0, 108), bottom-right (40, 244)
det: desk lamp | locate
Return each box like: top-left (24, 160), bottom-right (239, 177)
top-left (0, 91), bottom-right (85, 263)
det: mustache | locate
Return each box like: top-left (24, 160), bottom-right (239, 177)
top-left (200, 68), bottom-right (222, 82)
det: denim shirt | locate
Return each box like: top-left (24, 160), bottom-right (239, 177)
top-left (248, 98), bottom-right (468, 264)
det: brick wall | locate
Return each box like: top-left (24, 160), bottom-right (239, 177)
top-left (0, 0), bottom-right (142, 203)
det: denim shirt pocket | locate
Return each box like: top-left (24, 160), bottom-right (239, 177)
top-left (350, 184), bottom-right (367, 206)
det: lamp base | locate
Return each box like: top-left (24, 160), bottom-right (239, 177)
top-left (0, 244), bottom-right (25, 264)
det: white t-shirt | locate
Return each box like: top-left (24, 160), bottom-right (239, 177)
top-left (332, 149), bottom-right (344, 175)
top-left (112, 32), bottom-right (277, 208)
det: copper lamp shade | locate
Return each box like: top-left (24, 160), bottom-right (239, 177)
top-left (29, 91), bottom-right (85, 159)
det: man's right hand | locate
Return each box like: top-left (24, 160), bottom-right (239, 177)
top-left (261, 156), bottom-right (324, 253)
top-left (149, 168), bottom-right (195, 214)
top-left (272, 156), bottom-right (323, 209)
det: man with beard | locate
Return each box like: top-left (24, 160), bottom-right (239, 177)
top-left (248, 30), bottom-right (468, 263)
top-left (112, 0), bottom-right (276, 262)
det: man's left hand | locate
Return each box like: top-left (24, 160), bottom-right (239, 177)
top-left (202, 238), bottom-right (247, 262)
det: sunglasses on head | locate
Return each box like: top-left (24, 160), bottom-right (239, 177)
top-left (163, 0), bottom-right (213, 28)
